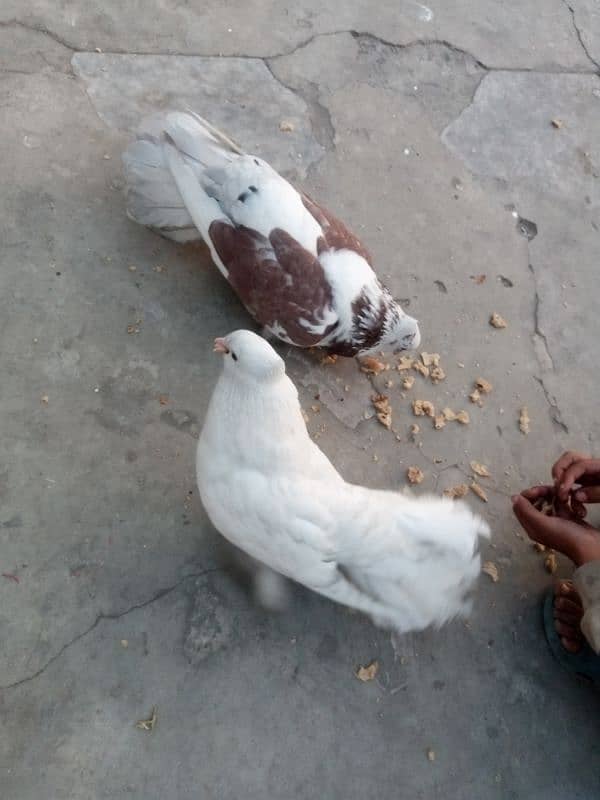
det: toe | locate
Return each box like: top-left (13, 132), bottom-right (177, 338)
top-left (554, 581), bottom-right (583, 606)
top-left (554, 596), bottom-right (583, 615)
top-left (560, 636), bottom-right (583, 654)
top-left (554, 619), bottom-right (579, 639)
top-left (553, 607), bottom-right (582, 626)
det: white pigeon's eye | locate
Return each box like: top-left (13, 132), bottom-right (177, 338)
top-left (231, 351), bottom-right (238, 362)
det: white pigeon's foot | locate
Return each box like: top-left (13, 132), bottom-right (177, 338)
top-left (259, 326), bottom-right (274, 341)
top-left (253, 566), bottom-right (290, 612)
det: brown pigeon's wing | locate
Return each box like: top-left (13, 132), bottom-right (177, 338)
top-left (208, 221), bottom-right (338, 347)
top-left (301, 193), bottom-right (372, 265)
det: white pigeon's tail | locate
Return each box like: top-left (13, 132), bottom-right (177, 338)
top-left (330, 488), bottom-right (491, 634)
top-left (122, 111), bottom-right (243, 243)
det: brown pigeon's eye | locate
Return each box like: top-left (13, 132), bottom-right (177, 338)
top-left (231, 351), bottom-right (238, 361)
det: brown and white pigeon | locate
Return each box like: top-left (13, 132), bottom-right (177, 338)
top-left (197, 330), bottom-right (490, 633)
top-left (122, 111), bottom-right (421, 357)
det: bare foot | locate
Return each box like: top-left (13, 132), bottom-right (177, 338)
top-left (553, 581), bottom-right (585, 653)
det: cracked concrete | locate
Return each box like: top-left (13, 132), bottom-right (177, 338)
top-left (2, 2), bottom-right (600, 799)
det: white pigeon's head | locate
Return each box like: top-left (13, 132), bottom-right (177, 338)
top-left (214, 330), bottom-right (286, 382)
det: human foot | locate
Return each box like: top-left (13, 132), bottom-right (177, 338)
top-left (553, 581), bottom-right (585, 653)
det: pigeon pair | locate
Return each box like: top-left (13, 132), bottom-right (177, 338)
top-left (123, 113), bottom-right (489, 633)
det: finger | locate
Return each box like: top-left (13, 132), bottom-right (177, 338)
top-left (553, 607), bottom-right (582, 626)
top-left (570, 496), bottom-right (587, 519)
top-left (552, 451), bottom-right (589, 483)
top-left (554, 597), bottom-right (583, 616)
top-left (554, 581), bottom-right (583, 606)
top-left (554, 619), bottom-right (581, 639)
top-left (521, 486), bottom-right (553, 501)
top-left (558, 459), bottom-right (600, 501)
top-left (574, 487), bottom-right (600, 504)
top-left (511, 496), bottom-right (580, 558)
top-left (561, 636), bottom-right (582, 654)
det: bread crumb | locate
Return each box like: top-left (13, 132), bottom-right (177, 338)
top-left (279, 120), bottom-right (295, 132)
top-left (433, 414), bottom-right (446, 430)
top-left (413, 361), bottom-right (430, 378)
top-left (421, 352), bottom-right (440, 368)
top-left (430, 365), bottom-right (446, 384)
top-left (410, 423), bottom-right (420, 436)
top-left (482, 561), bottom-right (499, 582)
top-left (551, 118), bottom-right (563, 129)
top-left (469, 388), bottom-right (482, 405)
top-left (397, 355), bottom-right (414, 371)
top-left (426, 748), bottom-right (436, 762)
top-left (402, 375), bottom-right (415, 390)
top-left (470, 461), bottom-right (491, 478)
top-left (519, 407), bottom-right (530, 434)
top-left (360, 356), bottom-right (386, 374)
top-left (470, 482), bottom-right (488, 502)
top-left (545, 552), bottom-right (558, 574)
top-left (456, 410), bottom-right (470, 425)
top-left (533, 542), bottom-right (546, 553)
top-left (413, 399), bottom-right (435, 418)
top-left (372, 394), bottom-right (392, 429)
top-left (475, 377), bottom-right (493, 394)
top-left (320, 354), bottom-right (338, 366)
top-left (443, 484), bottom-right (469, 499)
top-left (490, 312), bottom-right (508, 329)
top-left (407, 466), bottom-right (425, 484)
top-left (355, 660), bottom-right (379, 682)
top-left (311, 404), bottom-right (320, 414)
top-left (301, 409), bottom-right (309, 424)
top-left (442, 407), bottom-right (456, 421)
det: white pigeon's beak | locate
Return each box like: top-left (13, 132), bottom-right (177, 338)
top-left (213, 337), bottom-right (230, 354)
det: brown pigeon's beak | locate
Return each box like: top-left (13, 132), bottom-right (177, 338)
top-left (213, 337), bottom-right (230, 354)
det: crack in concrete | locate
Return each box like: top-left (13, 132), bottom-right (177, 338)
top-left (0, 566), bottom-right (223, 692)
top-left (562, 1), bottom-right (600, 72)
top-left (533, 375), bottom-right (569, 433)
top-left (0, 18), bottom-right (78, 51)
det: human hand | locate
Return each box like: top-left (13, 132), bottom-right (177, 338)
top-left (552, 451), bottom-right (600, 503)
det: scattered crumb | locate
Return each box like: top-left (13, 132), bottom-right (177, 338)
top-left (397, 355), bottom-right (414, 371)
top-left (426, 748), bottom-right (436, 762)
top-left (469, 388), bottom-right (482, 405)
top-left (413, 361), bottom-right (430, 378)
top-left (41, 394), bottom-right (49, 404)
top-left (533, 542), bottom-right (546, 553)
top-left (443, 484), bottom-right (469, 499)
top-left (421, 352), bottom-right (440, 368)
top-left (410, 423), bottom-right (420, 436)
top-left (128, 265), bottom-right (137, 272)
top-left (470, 482), bottom-right (488, 502)
top-left (158, 395), bottom-right (169, 406)
top-left (471, 274), bottom-right (487, 284)
top-left (482, 561), bottom-right (499, 582)
top-left (545, 552), bottom-right (558, 574)
top-left (355, 660), bottom-right (379, 682)
top-left (402, 375), bottom-right (415, 390)
top-left (470, 461), bottom-right (491, 478)
top-left (301, 409), bottom-right (309, 424)
top-left (519, 407), bottom-right (530, 434)
top-left (344, 384), bottom-right (350, 392)
top-left (320, 354), bottom-right (338, 366)
top-left (551, 118), bottom-right (563, 129)
top-left (372, 454), bottom-right (379, 462)
top-left (120, 639), bottom-right (129, 648)
top-left (490, 312), bottom-right (508, 329)
top-left (153, 265), bottom-right (165, 273)
top-left (384, 379), bottom-right (394, 389)
top-left (135, 707), bottom-right (157, 732)
top-left (372, 394), bottom-right (392, 429)
top-left (442, 407), bottom-right (456, 421)
top-left (407, 466), bottom-right (425, 484)
top-left (430, 366), bottom-right (446, 384)
top-left (279, 120), bottom-right (295, 132)
top-left (433, 414), bottom-right (446, 430)
top-left (360, 356), bottom-right (386, 374)
top-left (311, 404), bottom-right (320, 414)
top-left (456, 410), bottom-right (470, 425)
top-left (413, 399), bottom-right (435, 417)
top-left (475, 377), bottom-right (493, 394)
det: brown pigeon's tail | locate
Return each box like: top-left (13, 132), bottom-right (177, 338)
top-left (122, 111), bottom-right (243, 243)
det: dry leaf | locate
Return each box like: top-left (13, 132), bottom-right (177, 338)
top-left (135, 707), bottom-right (157, 732)
top-left (355, 660), bottom-right (379, 682)
top-left (279, 120), bottom-right (295, 132)
top-left (442, 407), bottom-right (456, 421)
top-left (545, 552), bottom-right (558, 574)
top-left (471, 274), bottom-right (487, 284)
top-left (397, 355), bottom-right (414, 371)
top-left (519, 407), bottom-right (530, 434)
top-left (483, 561), bottom-right (499, 582)
top-left (360, 356), bottom-right (386, 374)
top-left (430, 366), bottom-right (446, 384)
top-left (470, 482), bottom-right (488, 502)
top-left (475, 377), bottom-right (493, 394)
top-left (470, 461), bottom-right (491, 478)
top-left (372, 394), bottom-right (392, 429)
top-left (551, 118), bottom-right (563, 129)
top-left (320, 354), bottom-right (338, 366)
top-left (443, 484), bottom-right (469, 499)
top-left (421, 352), bottom-right (441, 368)
top-left (456, 410), bottom-right (470, 425)
top-left (413, 399), bottom-right (435, 418)
top-left (469, 388), bottom-right (482, 404)
top-left (433, 414), bottom-right (446, 430)
top-left (413, 361), bottom-right (430, 378)
top-left (402, 375), bottom-right (415, 390)
top-left (407, 466), bottom-right (425, 484)
top-left (426, 748), bottom-right (436, 762)
top-left (490, 312), bottom-right (508, 329)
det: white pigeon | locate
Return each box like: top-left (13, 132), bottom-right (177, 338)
top-left (197, 330), bottom-right (491, 633)
top-left (122, 111), bottom-right (421, 357)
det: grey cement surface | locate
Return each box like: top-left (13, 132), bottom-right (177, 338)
top-left (1, 4), bottom-right (600, 799)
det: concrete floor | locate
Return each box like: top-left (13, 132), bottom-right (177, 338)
top-left (1, 3), bottom-right (600, 798)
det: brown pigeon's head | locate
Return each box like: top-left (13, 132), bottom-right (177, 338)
top-left (214, 330), bottom-right (286, 382)
top-left (352, 289), bottom-right (421, 357)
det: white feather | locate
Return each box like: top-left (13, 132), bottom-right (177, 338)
top-left (197, 330), bottom-right (490, 634)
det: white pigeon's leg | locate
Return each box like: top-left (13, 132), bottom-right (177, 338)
top-left (253, 566), bottom-right (290, 612)
top-left (259, 326), bottom-right (275, 341)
